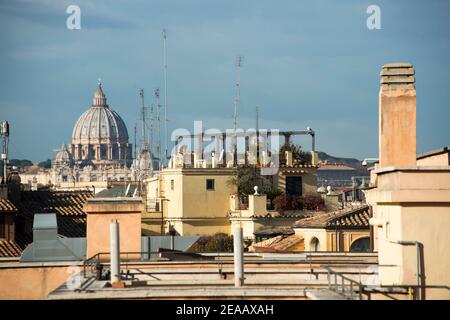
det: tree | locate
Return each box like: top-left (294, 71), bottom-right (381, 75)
top-left (302, 192), bottom-right (326, 211)
top-left (279, 143), bottom-right (311, 165)
top-left (189, 233), bottom-right (234, 253)
top-left (227, 165), bottom-right (277, 196)
top-left (38, 159), bottom-right (52, 169)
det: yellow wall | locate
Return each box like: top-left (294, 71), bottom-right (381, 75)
top-left (145, 168), bottom-right (236, 236)
top-left (276, 167), bottom-right (318, 195)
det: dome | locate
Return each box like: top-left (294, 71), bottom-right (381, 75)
top-left (72, 83), bottom-right (128, 145)
top-left (55, 144), bottom-right (73, 164)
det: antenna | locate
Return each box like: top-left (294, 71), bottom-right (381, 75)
top-left (233, 56), bottom-right (243, 132)
top-left (139, 89), bottom-right (147, 149)
top-left (162, 29), bottom-right (169, 166)
top-left (232, 56), bottom-right (243, 166)
top-left (1, 121), bottom-right (9, 182)
top-left (155, 88), bottom-right (161, 170)
top-left (134, 123), bottom-right (137, 161)
top-left (256, 106), bottom-right (259, 164)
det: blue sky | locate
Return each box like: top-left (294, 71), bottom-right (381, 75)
top-left (0, 0), bottom-right (449, 162)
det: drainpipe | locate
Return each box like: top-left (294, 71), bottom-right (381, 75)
top-left (233, 225), bottom-right (244, 287)
top-left (389, 240), bottom-right (422, 300)
top-left (110, 220), bottom-right (121, 284)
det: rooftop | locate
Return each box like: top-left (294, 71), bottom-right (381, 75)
top-left (294, 205), bottom-right (370, 229)
top-left (0, 198), bottom-right (17, 213)
top-left (16, 190), bottom-right (94, 216)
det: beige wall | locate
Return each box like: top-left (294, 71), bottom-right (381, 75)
top-left (417, 152), bottom-right (449, 166)
top-left (294, 228), bottom-right (327, 251)
top-left (85, 198), bottom-right (143, 258)
top-left (0, 262), bottom-right (80, 300)
top-left (366, 169), bottom-right (450, 299)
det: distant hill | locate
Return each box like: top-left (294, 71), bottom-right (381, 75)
top-left (0, 159), bottom-right (34, 176)
top-left (317, 152), bottom-right (361, 166)
top-left (317, 151), bottom-right (368, 175)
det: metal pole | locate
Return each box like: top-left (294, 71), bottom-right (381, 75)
top-left (163, 29), bottom-right (168, 166)
top-left (233, 225), bottom-right (244, 287)
top-left (110, 220), bottom-right (120, 283)
top-left (416, 242), bottom-right (421, 300)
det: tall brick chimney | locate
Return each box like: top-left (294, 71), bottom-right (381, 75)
top-left (379, 63), bottom-right (416, 168)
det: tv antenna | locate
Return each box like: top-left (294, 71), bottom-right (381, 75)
top-left (154, 88), bottom-right (162, 170)
top-left (232, 56), bottom-right (243, 166)
top-left (162, 29), bottom-right (169, 166)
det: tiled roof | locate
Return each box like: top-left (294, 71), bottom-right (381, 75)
top-left (15, 190), bottom-right (94, 216)
top-left (57, 216), bottom-right (86, 238)
top-left (254, 226), bottom-right (294, 236)
top-left (0, 198), bottom-right (18, 213)
top-left (0, 216), bottom-right (87, 258)
top-left (253, 211), bottom-right (314, 219)
top-left (251, 234), bottom-right (304, 253)
top-left (0, 239), bottom-right (22, 258)
top-left (294, 205), bottom-right (370, 229)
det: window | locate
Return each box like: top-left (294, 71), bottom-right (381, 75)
top-left (206, 179), bottom-right (215, 190)
top-left (170, 179), bottom-right (174, 190)
top-left (350, 237), bottom-right (371, 252)
top-left (310, 237), bottom-right (320, 252)
top-left (286, 176), bottom-right (302, 196)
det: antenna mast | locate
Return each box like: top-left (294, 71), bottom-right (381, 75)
top-left (233, 56), bottom-right (243, 132)
top-left (134, 123), bottom-right (137, 160)
top-left (155, 88), bottom-right (161, 170)
top-left (1, 121), bottom-right (9, 183)
top-left (232, 56), bottom-right (243, 166)
top-left (139, 89), bottom-right (147, 149)
top-left (162, 29), bottom-right (168, 166)
top-left (256, 106), bottom-right (259, 164)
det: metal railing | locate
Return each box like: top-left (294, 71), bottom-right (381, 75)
top-left (326, 267), bottom-right (365, 300)
top-left (145, 197), bottom-right (162, 212)
top-left (83, 251), bottom-right (161, 279)
top-left (325, 266), bottom-right (450, 300)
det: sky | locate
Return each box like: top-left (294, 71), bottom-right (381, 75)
top-left (0, 0), bottom-right (449, 162)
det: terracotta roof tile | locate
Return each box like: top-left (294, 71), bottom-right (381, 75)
top-left (0, 198), bottom-right (18, 213)
top-left (0, 239), bottom-right (22, 258)
top-left (294, 205), bottom-right (370, 229)
top-left (15, 190), bottom-right (93, 216)
top-left (251, 234), bottom-right (304, 253)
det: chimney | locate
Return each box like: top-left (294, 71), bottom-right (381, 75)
top-left (285, 150), bottom-right (293, 166)
top-left (379, 63), bottom-right (416, 168)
